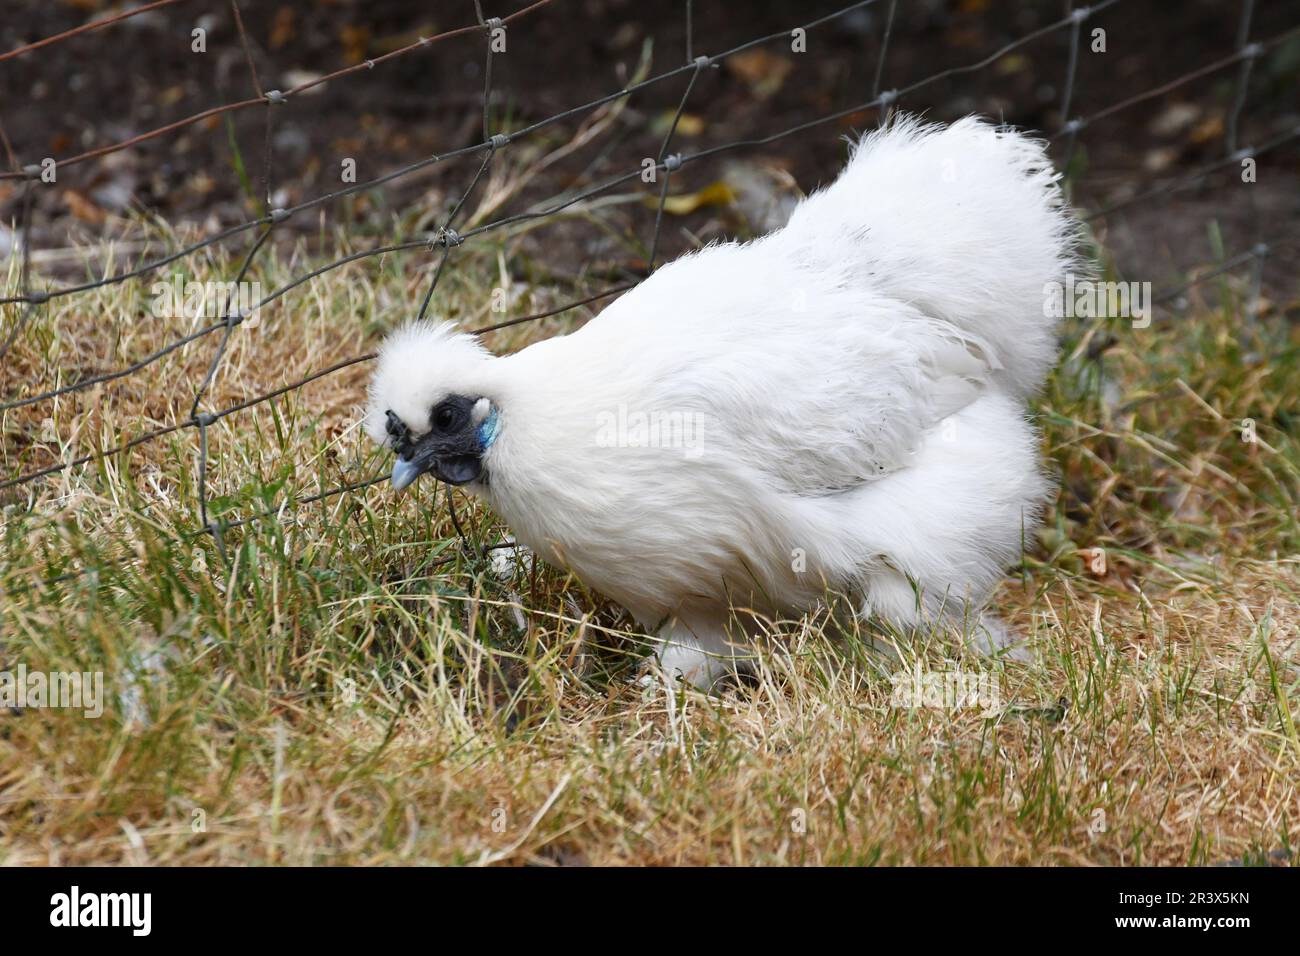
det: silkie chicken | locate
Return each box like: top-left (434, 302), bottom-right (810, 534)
top-left (365, 115), bottom-right (1082, 689)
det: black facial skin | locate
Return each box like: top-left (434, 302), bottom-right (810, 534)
top-left (387, 395), bottom-right (484, 486)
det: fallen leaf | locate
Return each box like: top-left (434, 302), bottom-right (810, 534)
top-left (1190, 114), bottom-right (1225, 144)
top-left (1149, 102), bottom-right (1200, 137)
top-left (63, 190), bottom-right (105, 224)
top-left (283, 70), bottom-right (326, 94)
top-left (187, 171), bottom-right (216, 196)
top-left (270, 7), bottom-right (295, 50)
top-left (725, 49), bottom-right (793, 99)
top-left (339, 25), bottom-right (370, 64)
top-left (995, 53), bottom-right (1030, 76)
top-left (644, 180), bottom-right (737, 216)
top-left (1143, 147), bottom-right (1179, 173)
top-left (650, 111), bottom-right (705, 138)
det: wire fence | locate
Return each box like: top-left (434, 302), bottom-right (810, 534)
top-left (1, 0), bottom-right (1296, 585)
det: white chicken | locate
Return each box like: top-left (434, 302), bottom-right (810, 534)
top-left (365, 115), bottom-right (1082, 689)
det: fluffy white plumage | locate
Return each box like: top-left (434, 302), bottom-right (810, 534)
top-left (365, 115), bottom-right (1083, 688)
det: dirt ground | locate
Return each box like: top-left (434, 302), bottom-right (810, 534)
top-left (2, 0), bottom-right (1298, 301)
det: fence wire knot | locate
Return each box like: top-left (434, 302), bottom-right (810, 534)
top-left (485, 17), bottom-right (504, 30)
top-left (270, 207), bottom-right (292, 224)
top-left (22, 163), bottom-right (44, 179)
top-left (877, 88), bottom-right (899, 108)
top-left (663, 153), bottom-right (683, 173)
top-left (1070, 6), bottom-right (1091, 24)
top-left (489, 133), bottom-right (510, 150)
top-left (430, 227), bottom-right (464, 249)
top-left (1062, 117), bottom-right (1087, 136)
top-left (263, 89), bottom-right (287, 105)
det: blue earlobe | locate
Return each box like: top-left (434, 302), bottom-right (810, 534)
top-left (478, 408), bottom-right (500, 450)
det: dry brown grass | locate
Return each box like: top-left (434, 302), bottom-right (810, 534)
top-left (1, 210), bottom-right (1297, 865)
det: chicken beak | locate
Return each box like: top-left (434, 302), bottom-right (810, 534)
top-left (391, 456), bottom-right (423, 491)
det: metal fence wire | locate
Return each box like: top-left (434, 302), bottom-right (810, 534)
top-left (1, 0), bottom-right (1296, 583)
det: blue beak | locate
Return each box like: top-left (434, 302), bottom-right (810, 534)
top-left (391, 456), bottom-right (422, 491)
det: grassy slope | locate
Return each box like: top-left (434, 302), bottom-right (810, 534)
top-left (1, 216), bottom-right (1297, 866)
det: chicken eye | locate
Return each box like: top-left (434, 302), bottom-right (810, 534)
top-left (433, 403), bottom-right (457, 431)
